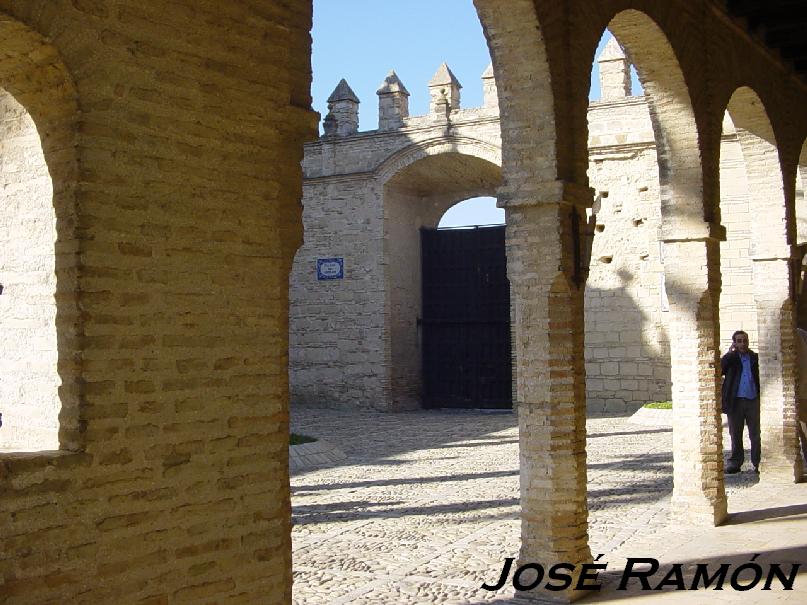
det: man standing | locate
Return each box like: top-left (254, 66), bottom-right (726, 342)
top-left (721, 330), bottom-right (761, 473)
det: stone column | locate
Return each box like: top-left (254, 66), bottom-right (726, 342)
top-left (507, 197), bottom-right (591, 603)
top-left (663, 236), bottom-right (727, 525)
top-left (752, 252), bottom-right (803, 481)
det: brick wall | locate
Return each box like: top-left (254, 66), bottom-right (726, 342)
top-left (0, 3), bottom-right (316, 604)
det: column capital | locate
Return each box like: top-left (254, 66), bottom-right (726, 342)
top-left (497, 180), bottom-right (594, 209)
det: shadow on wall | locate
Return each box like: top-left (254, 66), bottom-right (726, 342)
top-left (585, 267), bottom-right (673, 415)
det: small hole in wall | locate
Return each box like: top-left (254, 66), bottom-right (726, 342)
top-left (639, 252), bottom-right (649, 260)
top-left (600, 191), bottom-right (609, 198)
top-left (638, 186), bottom-right (648, 193)
top-left (599, 255), bottom-right (613, 264)
top-left (595, 224), bottom-right (605, 233)
top-left (633, 217), bottom-right (644, 226)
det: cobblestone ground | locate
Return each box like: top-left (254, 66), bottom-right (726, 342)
top-left (290, 407), bottom-right (758, 605)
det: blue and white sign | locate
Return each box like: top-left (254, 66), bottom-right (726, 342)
top-left (317, 257), bottom-right (344, 280)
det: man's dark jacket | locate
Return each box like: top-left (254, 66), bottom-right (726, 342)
top-left (720, 349), bottom-right (760, 413)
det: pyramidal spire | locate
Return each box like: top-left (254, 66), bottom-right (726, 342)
top-left (377, 70), bottom-right (410, 131)
top-left (598, 36), bottom-right (627, 62)
top-left (429, 62), bottom-right (462, 115)
top-left (324, 78), bottom-right (359, 137)
top-left (429, 62), bottom-right (462, 88)
top-left (377, 70), bottom-right (410, 96)
top-left (481, 63), bottom-right (495, 80)
top-left (597, 36), bottom-right (631, 101)
top-left (327, 78), bottom-right (360, 104)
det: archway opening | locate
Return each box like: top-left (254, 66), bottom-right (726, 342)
top-left (383, 152), bottom-right (504, 410)
top-left (721, 86), bottom-right (803, 480)
top-left (437, 196), bottom-right (503, 228)
top-left (0, 89), bottom-right (60, 452)
top-left (586, 30), bottom-right (671, 416)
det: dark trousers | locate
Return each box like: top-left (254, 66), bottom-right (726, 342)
top-left (727, 397), bottom-right (761, 468)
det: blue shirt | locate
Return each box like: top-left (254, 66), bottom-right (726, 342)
top-left (736, 353), bottom-right (757, 399)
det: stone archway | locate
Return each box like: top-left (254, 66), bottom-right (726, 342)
top-left (598, 10), bottom-right (727, 527)
top-left (381, 150), bottom-right (503, 410)
top-left (725, 86), bottom-right (803, 481)
top-left (289, 131), bottom-right (503, 412)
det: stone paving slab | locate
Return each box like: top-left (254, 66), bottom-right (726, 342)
top-left (290, 438), bottom-right (348, 472)
top-left (291, 406), bottom-right (800, 604)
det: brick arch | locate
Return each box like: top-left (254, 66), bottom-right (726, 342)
top-left (724, 86), bottom-right (803, 480)
top-left (578, 8), bottom-right (730, 525)
top-left (473, 0), bottom-right (558, 202)
top-left (0, 13), bottom-right (80, 451)
top-left (604, 9), bottom-right (706, 234)
top-left (797, 139), bottom-right (807, 329)
top-left (725, 87), bottom-right (791, 251)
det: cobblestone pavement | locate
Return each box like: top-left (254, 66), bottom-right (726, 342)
top-left (290, 407), bottom-right (780, 604)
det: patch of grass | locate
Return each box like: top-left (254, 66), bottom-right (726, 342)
top-left (643, 401), bottom-right (672, 409)
top-left (290, 433), bottom-right (317, 445)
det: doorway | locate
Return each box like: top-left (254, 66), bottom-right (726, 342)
top-left (420, 225), bottom-right (512, 408)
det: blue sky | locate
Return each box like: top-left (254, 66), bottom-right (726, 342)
top-left (311, 1), bottom-right (632, 227)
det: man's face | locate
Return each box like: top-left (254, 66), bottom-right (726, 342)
top-left (733, 333), bottom-right (749, 353)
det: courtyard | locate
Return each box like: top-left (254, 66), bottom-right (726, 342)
top-left (290, 407), bottom-right (803, 604)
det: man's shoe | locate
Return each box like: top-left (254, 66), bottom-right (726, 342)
top-left (726, 465), bottom-right (741, 474)
top-left (752, 465), bottom-right (760, 474)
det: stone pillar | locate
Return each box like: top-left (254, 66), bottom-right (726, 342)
top-left (663, 236), bottom-right (728, 525)
top-left (481, 63), bottom-right (498, 110)
top-left (752, 253), bottom-right (803, 481)
top-left (428, 62), bottom-right (461, 115)
top-left (597, 37), bottom-right (631, 101)
top-left (324, 78), bottom-right (359, 137)
top-left (377, 70), bottom-right (409, 131)
top-left (507, 197), bottom-right (591, 603)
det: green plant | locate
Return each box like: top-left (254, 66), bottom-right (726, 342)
top-left (290, 433), bottom-right (317, 445)
top-left (643, 401), bottom-right (672, 409)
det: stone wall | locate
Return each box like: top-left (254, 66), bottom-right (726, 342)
top-left (0, 89), bottom-right (59, 450)
top-left (292, 51), bottom-right (784, 415)
top-left (586, 96), bottom-right (670, 411)
top-left (290, 87), bottom-right (503, 410)
top-left (291, 62), bottom-right (678, 413)
top-left (290, 177), bottom-right (388, 407)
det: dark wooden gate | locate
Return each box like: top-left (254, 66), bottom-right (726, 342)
top-left (420, 225), bottom-right (512, 409)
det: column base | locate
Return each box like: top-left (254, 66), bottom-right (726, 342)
top-left (760, 458), bottom-right (804, 484)
top-left (670, 494), bottom-right (728, 526)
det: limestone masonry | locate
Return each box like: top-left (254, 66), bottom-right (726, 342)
top-left (290, 38), bottom-right (774, 413)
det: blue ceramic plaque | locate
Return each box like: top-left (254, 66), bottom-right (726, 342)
top-left (317, 257), bottom-right (344, 280)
